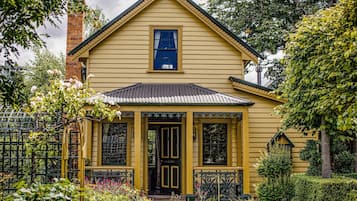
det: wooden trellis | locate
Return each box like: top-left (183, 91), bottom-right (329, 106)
top-left (0, 105), bottom-right (79, 198)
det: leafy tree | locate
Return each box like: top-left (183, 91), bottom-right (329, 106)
top-left (85, 7), bottom-right (109, 38)
top-left (205, 0), bottom-right (336, 88)
top-left (277, 0), bottom-right (357, 178)
top-left (0, 0), bottom-right (107, 107)
top-left (24, 49), bottom-right (65, 95)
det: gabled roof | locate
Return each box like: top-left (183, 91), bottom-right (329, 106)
top-left (91, 83), bottom-right (254, 106)
top-left (68, 0), bottom-right (263, 62)
top-left (229, 76), bottom-right (285, 103)
top-left (268, 131), bottom-right (295, 147)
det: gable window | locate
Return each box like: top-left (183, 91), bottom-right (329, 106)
top-left (102, 123), bottom-right (127, 165)
top-left (149, 26), bottom-right (182, 72)
top-left (202, 123), bottom-right (228, 165)
top-left (154, 30), bottom-right (177, 70)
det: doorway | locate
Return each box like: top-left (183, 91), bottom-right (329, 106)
top-left (148, 124), bottom-right (181, 195)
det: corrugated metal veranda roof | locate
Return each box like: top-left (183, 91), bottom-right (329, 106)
top-left (92, 83), bottom-right (254, 106)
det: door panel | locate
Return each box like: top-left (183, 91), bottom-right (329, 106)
top-left (161, 165), bottom-right (170, 188)
top-left (171, 127), bottom-right (180, 159)
top-left (161, 128), bottom-right (170, 159)
top-left (171, 166), bottom-right (179, 189)
top-left (160, 126), bottom-right (181, 194)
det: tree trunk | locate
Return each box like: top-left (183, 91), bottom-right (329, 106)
top-left (354, 139), bottom-right (357, 173)
top-left (321, 117), bottom-right (332, 178)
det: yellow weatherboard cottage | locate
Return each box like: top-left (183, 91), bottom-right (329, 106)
top-left (66, 0), bottom-right (313, 198)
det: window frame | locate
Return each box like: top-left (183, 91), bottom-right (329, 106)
top-left (98, 119), bottom-right (132, 166)
top-left (148, 25), bottom-right (183, 73)
top-left (198, 119), bottom-right (232, 166)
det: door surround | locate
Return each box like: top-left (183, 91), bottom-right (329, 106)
top-left (147, 122), bottom-right (183, 195)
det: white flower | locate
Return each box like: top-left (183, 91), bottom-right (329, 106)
top-left (87, 99), bottom-right (94, 104)
top-left (30, 86), bottom-right (37, 93)
top-left (61, 80), bottom-right (71, 88)
top-left (47, 70), bottom-right (54, 75)
top-left (30, 101), bottom-right (36, 107)
top-left (35, 96), bottom-right (43, 101)
top-left (73, 80), bottom-right (83, 89)
top-left (116, 111), bottom-right (122, 117)
top-left (53, 69), bottom-right (62, 76)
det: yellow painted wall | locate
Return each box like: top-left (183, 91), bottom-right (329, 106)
top-left (232, 90), bottom-right (315, 192)
top-left (88, 0), bottom-right (243, 94)
top-left (85, 0), bottom-right (312, 194)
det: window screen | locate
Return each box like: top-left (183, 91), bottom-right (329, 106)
top-left (102, 123), bottom-right (127, 165)
top-left (202, 123), bottom-right (227, 165)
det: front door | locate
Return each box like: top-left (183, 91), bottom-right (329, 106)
top-left (148, 125), bottom-right (181, 195)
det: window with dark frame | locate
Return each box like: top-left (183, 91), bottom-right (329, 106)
top-left (153, 30), bottom-right (178, 70)
top-left (202, 123), bottom-right (228, 165)
top-left (102, 123), bottom-right (127, 165)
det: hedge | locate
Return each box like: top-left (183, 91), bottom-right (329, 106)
top-left (292, 174), bottom-right (357, 201)
top-left (339, 173), bottom-right (357, 180)
top-left (345, 190), bottom-right (357, 201)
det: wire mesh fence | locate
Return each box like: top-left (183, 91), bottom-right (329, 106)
top-left (0, 105), bottom-right (79, 198)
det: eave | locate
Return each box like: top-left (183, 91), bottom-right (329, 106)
top-left (229, 76), bottom-right (286, 104)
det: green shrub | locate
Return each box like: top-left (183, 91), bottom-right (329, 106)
top-left (340, 173), bottom-right (357, 179)
top-left (6, 178), bottom-right (78, 201)
top-left (334, 151), bottom-right (355, 174)
top-left (345, 190), bottom-right (357, 201)
top-left (257, 180), bottom-right (294, 201)
top-left (292, 174), bottom-right (357, 201)
top-left (300, 140), bottom-right (321, 176)
top-left (256, 145), bottom-right (294, 201)
top-left (256, 146), bottom-right (292, 179)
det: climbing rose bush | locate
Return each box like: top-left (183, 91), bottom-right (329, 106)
top-left (27, 71), bottom-right (120, 125)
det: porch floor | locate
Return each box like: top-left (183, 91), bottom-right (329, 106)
top-left (148, 195), bottom-right (185, 201)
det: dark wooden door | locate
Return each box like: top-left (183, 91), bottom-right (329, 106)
top-left (159, 126), bottom-right (181, 194)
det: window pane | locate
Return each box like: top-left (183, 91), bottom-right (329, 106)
top-left (154, 30), bottom-right (178, 70)
top-left (202, 123), bottom-right (227, 165)
top-left (102, 123), bottom-right (127, 165)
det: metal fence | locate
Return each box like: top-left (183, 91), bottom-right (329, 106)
top-left (85, 166), bottom-right (134, 185)
top-left (193, 167), bottom-right (244, 201)
top-left (0, 105), bottom-right (78, 198)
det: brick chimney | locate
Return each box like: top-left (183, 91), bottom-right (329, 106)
top-left (65, 4), bottom-right (84, 80)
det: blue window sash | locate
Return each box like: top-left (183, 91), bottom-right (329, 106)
top-left (153, 30), bottom-right (178, 70)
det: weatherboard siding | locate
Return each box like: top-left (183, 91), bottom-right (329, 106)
top-left (232, 90), bottom-right (315, 192)
top-left (88, 0), bottom-right (243, 93)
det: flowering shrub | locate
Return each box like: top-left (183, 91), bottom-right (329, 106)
top-left (27, 71), bottom-right (120, 125)
top-left (85, 179), bottom-right (150, 201)
top-left (26, 70), bottom-right (120, 186)
top-left (6, 178), bottom-right (79, 201)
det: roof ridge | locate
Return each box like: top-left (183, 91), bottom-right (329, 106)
top-left (104, 83), bottom-right (142, 96)
top-left (188, 83), bottom-right (218, 94)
